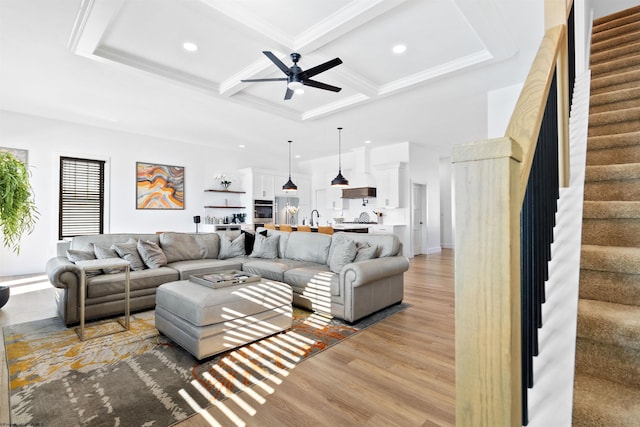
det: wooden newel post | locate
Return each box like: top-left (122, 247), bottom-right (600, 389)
top-left (452, 137), bottom-right (523, 426)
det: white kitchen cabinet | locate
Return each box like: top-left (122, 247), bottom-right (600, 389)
top-left (253, 173), bottom-right (274, 200)
top-left (374, 162), bottom-right (405, 208)
top-left (327, 186), bottom-right (345, 211)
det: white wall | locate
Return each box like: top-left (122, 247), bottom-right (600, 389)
top-left (301, 141), bottom-right (442, 256)
top-left (439, 157), bottom-right (454, 249)
top-left (487, 83), bottom-right (523, 138)
top-left (0, 111), bottom-right (284, 276)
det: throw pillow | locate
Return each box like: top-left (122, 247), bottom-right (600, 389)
top-left (250, 233), bottom-right (279, 259)
top-left (137, 239), bottom-right (168, 269)
top-left (354, 243), bottom-right (379, 262)
top-left (93, 245), bottom-right (125, 274)
top-left (243, 230), bottom-right (267, 255)
top-left (112, 239), bottom-right (146, 271)
top-left (218, 233), bottom-right (246, 260)
top-left (328, 238), bottom-right (357, 273)
top-left (66, 249), bottom-right (100, 277)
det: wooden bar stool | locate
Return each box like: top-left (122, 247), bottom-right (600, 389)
top-left (264, 224), bottom-right (276, 230)
top-left (317, 226), bottom-right (334, 235)
top-left (279, 224), bottom-right (293, 232)
top-left (297, 225), bottom-right (311, 232)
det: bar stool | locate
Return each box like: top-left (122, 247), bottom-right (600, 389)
top-left (279, 224), bottom-right (293, 232)
top-left (297, 225), bottom-right (311, 232)
top-left (317, 226), bottom-right (334, 235)
top-left (264, 224), bottom-right (276, 230)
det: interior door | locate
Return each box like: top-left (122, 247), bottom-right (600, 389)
top-left (412, 183), bottom-right (427, 255)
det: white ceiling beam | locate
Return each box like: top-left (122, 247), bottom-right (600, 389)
top-left (68, 0), bottom-right (125, 57)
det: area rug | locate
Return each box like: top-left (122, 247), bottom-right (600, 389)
top-left (3, 303), bottom-right (408, 426)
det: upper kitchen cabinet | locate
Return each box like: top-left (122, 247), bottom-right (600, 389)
top-left (253, 172), bottom-right (275, 200)
top-left (374, 162), bottom-right (406, 208)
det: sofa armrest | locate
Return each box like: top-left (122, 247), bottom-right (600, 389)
top-left (341, 256), bottom-right (410, 288)
top-left (46, 256), bottom-right (80, 290)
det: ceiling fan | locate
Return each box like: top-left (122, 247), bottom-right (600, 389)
top-left (241, 51), bottom-right (343, 100)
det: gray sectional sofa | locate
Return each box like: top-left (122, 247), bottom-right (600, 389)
top-left (46, 228), bottom-right (409, 326)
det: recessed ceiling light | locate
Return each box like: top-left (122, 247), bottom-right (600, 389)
top-left (364, 140), bottom-right (372, 144)
top-left (295, 154), bottom-right (302, 159)
top-left (238, 144), bottom-right (245, 148)
top-left (294, 88), bottom-right (305, 95)
top-left (183, 42), bottom-right (198, 52)
top-left (392, 44), bottom-right (407, 54)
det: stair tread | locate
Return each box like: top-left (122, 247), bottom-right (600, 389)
top-left (593, 20), bottom-right (640, 46)
top-left (594, 6), bottom-right (640, 32)
top-left (590, 86), bottom-right (640, 107)
top-left (591, 68), bottom-right (640, 90)
top-left (585, 162), bottom-right (640, 181)
top-left (592, 27), bottom-right (640, 54)
top-left (581, 244), bottom-right (640, 275)
top-left (591, 41), bottom-right (640, 66)
top-left (573, 372), bottom-right (640, 425)
top-left (583, 201), bottom-right (640, 218)
top-left (589, 106), bottom-right (640, 126)
top-left (587, 131), bottom-right (640, 150)
top-left (578, 299), bottom-right (640, 346)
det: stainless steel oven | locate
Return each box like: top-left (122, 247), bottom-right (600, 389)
top-left (253, 199), bottom-right (274, 223)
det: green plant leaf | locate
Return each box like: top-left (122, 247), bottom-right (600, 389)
top-left (0, 152), bottom-right (39, 254)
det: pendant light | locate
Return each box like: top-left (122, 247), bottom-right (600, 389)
top-left (282, 140), bottom-right (298, 192)
top-left (331, 127), bottom-right (349, 187)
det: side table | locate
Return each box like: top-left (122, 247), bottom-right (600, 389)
top-left (74, 258), bottom-right (131, 341)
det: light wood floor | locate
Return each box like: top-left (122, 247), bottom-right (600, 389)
top-left (0, 251), bottom-right (455, 426)
top-left (178, 251), bottom-right (455, 427)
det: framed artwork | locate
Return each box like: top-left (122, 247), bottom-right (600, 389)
top-left (136, 162), bottom-right (184, 210)
top-left (0, 147), bottom-right (28, 165)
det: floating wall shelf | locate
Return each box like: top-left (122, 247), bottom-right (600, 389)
top-left (205, 189), bottom-right (246, 194)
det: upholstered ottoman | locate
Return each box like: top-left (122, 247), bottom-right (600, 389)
top-left (155, 278), bottom-right (293, 360)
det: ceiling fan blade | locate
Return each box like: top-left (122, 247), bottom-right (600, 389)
top-left (302, 58), bottom-right (343, 79)
top-left (263, 51), bottom-right (291, 75)
top-left (241, 78), bottom-right (288, 82)
top-left (284, 87), bottom-right (294, 100)
top-left (303, 79), bottom-right (342, 92)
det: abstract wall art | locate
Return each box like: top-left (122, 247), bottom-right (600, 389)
top-left (136, 162), bottom-right (184, 210)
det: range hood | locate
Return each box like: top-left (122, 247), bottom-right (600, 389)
top-left (342, 187), bottom-right (377, 199)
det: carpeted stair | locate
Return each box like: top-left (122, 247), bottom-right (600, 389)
top-left (573, 5), bottom-right (640, 426)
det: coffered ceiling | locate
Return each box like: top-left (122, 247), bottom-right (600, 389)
top-left (0, 0), bottom-right (544, 160)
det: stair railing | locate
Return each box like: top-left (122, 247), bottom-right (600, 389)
top-left (452, 1), bottom-right (573, 425)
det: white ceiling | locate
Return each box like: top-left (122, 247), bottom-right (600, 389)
top-left (0, 0), bottom-right (545, 161)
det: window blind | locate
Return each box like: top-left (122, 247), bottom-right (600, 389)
top-left (59, 157), bottom-right (105, 239)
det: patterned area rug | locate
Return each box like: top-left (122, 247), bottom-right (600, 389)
top-left (3, 303), bottom-right (408, 426)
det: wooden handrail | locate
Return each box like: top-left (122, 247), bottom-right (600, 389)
top-left (452, 3), bottom-right (570, 424)
top-left (504, 24), bottom-right (566, 201)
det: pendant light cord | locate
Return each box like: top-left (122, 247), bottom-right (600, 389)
top-left (288, 140), bottom-right (292, 178)
top-left (338, 127), bottom-right (343, 172)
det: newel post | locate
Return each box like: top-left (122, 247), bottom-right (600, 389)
top-left (452, 137), bottom-right (523, 426)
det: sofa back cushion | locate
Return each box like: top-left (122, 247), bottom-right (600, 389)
top-left (283, 231), bottom-right (332, 265)
top-left (160, 233), bottom-right (205, 263)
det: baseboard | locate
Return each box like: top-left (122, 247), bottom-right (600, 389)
top-left (426, 246), bottom-right (442, 254)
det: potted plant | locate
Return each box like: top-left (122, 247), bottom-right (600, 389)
top-left (0, 151), bottom-right (39, 254)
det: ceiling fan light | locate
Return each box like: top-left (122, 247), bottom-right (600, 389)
top-left (287, 80), bottom-right (304, 90)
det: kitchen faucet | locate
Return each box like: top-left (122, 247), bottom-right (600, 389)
top-left (310, 209), bottom-right (320, 226)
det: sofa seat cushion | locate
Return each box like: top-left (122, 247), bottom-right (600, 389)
top-left (156, 279), bottom-right (293, 327)
top-left (168, 258), bottom-right (244, 280)
top-left (242, 258), bottom-right (317, 282)
top-left (284, 265), bottom-right (340, 298)
top-left (87, 267), bottom-right (179, 298)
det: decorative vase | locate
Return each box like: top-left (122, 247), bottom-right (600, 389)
top-left (0, 286), bottom-right (9, 309)
top-left (221, 182), bottom-right (230, 191)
